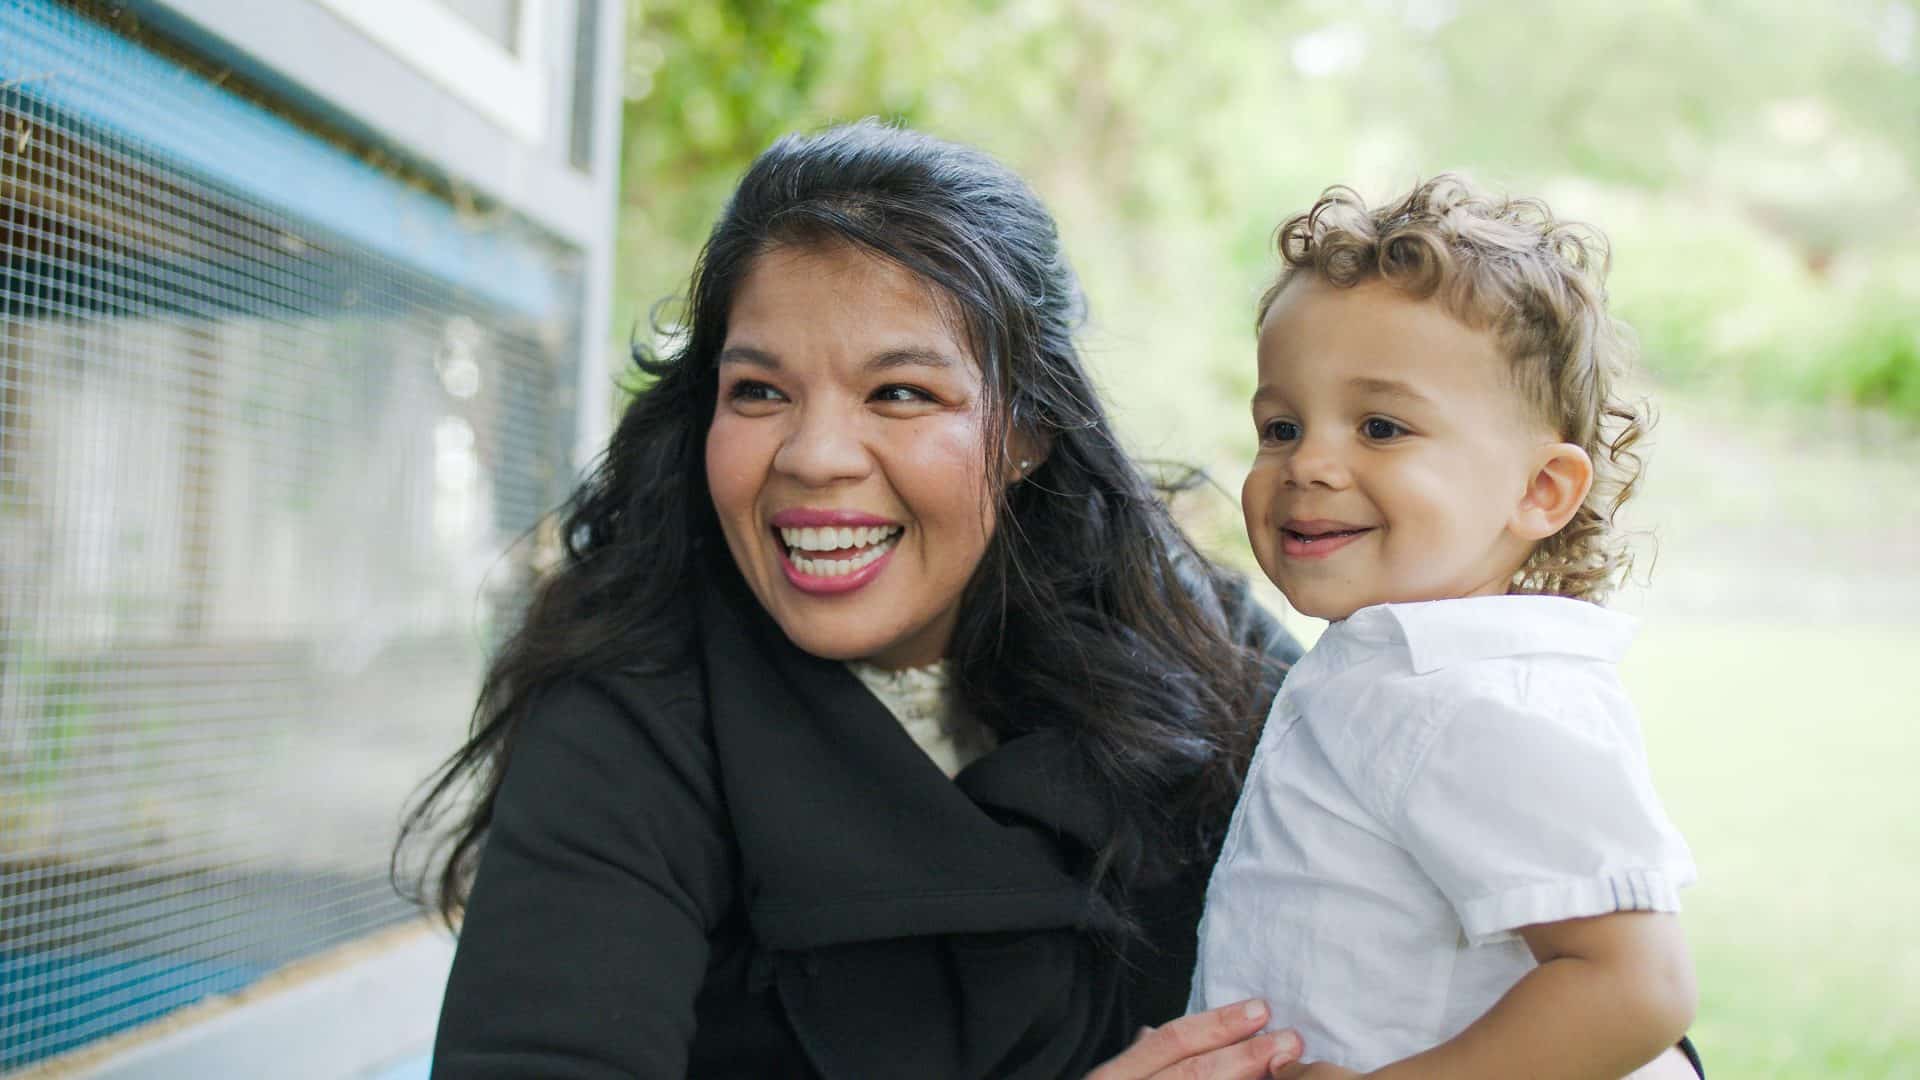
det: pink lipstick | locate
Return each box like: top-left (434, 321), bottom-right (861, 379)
top-left (770, 508), bottom-right (897, 528)
top-left (770, 507), bottom-right (904, 595)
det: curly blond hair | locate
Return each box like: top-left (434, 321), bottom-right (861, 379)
top-left (1260, 175), bottom-right (1647, 603)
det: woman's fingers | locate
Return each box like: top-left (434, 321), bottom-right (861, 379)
top-left (1098, 999), bottom-right (1267, 1077)
top-left (1087, 1000), bottom-right (1303, 1080)
top-left (1262, 1030), bottom-right (1306, 1077)
top-left (1158, 1030), bottom-right (1301, 1080)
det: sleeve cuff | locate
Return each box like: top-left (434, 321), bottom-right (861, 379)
top-left (1458, 865), bottom-right (1694, 945)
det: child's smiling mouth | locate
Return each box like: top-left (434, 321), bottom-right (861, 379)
top-left (1280, 519), bottom-right (1375, 559)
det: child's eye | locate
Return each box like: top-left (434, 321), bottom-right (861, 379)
top-left (1362, 417), bottom-right (1407, 440)
top-left (1260, 418), bottom-right (1301, 443)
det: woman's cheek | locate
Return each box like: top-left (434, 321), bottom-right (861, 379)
top-left (704, 417), bottom-right (759, 512)
top-left (908, 417), bottom-right (994, 525)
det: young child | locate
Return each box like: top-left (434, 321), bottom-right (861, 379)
top-left (1189, 176), bottom-right (1697, 1079)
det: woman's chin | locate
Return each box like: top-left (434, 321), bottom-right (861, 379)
top-left (783, 623), bottom-right (924, 668)
top-left (765, 599), bottom-right (952, 669)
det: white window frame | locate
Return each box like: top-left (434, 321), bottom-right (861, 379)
top-left (310, 0), bottom-right (548, 142)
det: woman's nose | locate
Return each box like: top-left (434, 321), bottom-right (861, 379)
top-left (772, 404), bottom-right (872, 486)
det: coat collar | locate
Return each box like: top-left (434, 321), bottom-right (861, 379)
top-left (695, 573), bottom-right (1109, 952)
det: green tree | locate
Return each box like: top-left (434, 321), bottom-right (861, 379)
top-left (612, 0), bottom-right (1920, 438)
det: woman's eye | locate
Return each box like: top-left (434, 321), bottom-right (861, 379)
top-left (1363, 417), bottom-right (1406, 440)
top-left (873, 384), bottom-right (936, 404)
top-left (726, 379), bottom-right (785, 403)
top-left (1260, 419), bottom-right (1300, 443)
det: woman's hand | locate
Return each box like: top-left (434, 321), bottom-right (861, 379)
top-left (1267, 1060), bottom-right (1359, 1076)
top-left (1087, 1000), bottom-right (1304, 1080)
top-left (1269, 1065), bottom-right (1360, 1080)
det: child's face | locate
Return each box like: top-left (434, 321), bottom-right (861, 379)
top-left (1244, 276), bottom-right (1570, 622)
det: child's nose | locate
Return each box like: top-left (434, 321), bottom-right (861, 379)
top-left (1285, 435), bottom-right (1350, 488)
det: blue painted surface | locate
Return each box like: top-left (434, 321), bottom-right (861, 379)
top-left (0, 948), bottom-right (269, 1070)
top-left (0, 0), bottom-right (565, 1067)
top-left (0, 0), bottom-right (562, 318)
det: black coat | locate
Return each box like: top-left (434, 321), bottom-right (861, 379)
top-left (432, 573), bottom-right (1301, 1078)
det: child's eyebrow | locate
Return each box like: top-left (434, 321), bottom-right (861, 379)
top-left (1348, 376), bottom-right (1434, 405)
top-left (1250, 384), bottom-right (1287, 408)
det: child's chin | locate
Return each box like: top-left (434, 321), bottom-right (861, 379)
top-left (1282, 588), bottom-right (1359, 623)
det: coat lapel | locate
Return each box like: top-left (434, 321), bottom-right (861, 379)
top-left (696, 577), bottom-right (1106, 952)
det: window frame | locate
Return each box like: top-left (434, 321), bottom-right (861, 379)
top-left (309, 0), bottom-right (548, 142)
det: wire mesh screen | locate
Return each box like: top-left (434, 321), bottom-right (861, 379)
top-left (0, 2), bottom-right (582, 1069)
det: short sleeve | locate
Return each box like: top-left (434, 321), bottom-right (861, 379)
top-left (1394, 678), bottom-right (1695, 945)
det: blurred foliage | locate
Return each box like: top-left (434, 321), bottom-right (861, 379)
top-left (615, 0), bottom-right (1920, 458)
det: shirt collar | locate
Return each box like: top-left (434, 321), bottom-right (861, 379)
top-left (1332, 594), bottom-right (1637, 675)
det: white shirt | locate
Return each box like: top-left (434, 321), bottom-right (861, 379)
top-left (1188, 595), bottom-right (1696, 1072)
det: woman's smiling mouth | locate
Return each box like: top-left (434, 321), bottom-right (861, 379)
top-left (769, 510), bottom-right (905, 593)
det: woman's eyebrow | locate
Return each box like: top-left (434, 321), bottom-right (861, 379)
top-left (717, 346), bottom-right (957, 371)
top-left (866, 347), bottom-right (958, 372)
top-left (718, 345), bottom-right (779, 368)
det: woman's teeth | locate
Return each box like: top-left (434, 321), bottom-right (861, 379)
top-left (779, 524), bottom-right (902, 577)
top-left (780, 524), bottom-right (901, 551)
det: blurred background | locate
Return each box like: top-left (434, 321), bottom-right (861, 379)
top-left (608, 1), bottom-right (1920, 1075)
top-left (2, 0), bottom-right (1916, 1076)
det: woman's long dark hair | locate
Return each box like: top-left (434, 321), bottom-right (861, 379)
top-left (399, 119), bottom-right (1274, 929)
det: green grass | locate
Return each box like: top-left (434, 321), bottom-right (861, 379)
top-left (1625, 620), bottom-right (1920, 1078)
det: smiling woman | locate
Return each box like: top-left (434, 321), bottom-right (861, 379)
top-left (707, 246), bottom-right (1012, 669)
top-left (400, 120), bottom-right (1308, 1078)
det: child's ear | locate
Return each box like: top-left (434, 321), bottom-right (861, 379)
top-left (1510, 442), bottom-right (1595, 541)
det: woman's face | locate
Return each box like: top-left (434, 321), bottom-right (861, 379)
top-left (706, 244), bottom-right (1002, 670)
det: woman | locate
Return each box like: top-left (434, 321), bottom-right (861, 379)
top-left (408, 121), bottom-right (1700, 1079)
top-left (407, 117), bottom-right (1299, 1078)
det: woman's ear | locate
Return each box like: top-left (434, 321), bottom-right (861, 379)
top-left (1005, 427), bottom-right (1052, 483)
top-left (1509, 442), bottom-right (1594, 541)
